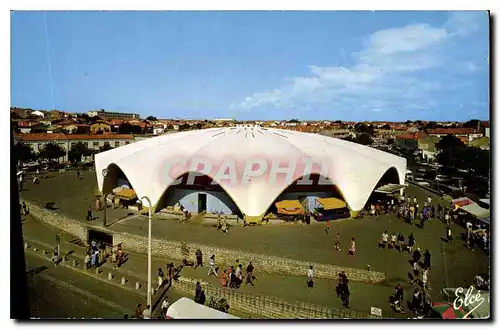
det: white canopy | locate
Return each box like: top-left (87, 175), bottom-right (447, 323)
top-left (95, 127), bottom-right (407, 216)
top-left (461, 203), bottom-right (490, 219)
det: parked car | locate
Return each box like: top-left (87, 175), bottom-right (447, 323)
top-left (435, 175), bottom-right (449, 182)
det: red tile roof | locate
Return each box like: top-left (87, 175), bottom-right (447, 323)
top-left (19, 133), bottom-right (134, 141)
top-left (427, 128), bottom-right (479, 135)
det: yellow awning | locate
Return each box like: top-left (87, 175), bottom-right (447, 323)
top-left (115, 188), bottom-right (137, 200)
top-left (317, 197), bottom-right (346, 210)
top-left (275, 200), bottom-right (303, 209)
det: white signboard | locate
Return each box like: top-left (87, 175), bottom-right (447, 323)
top-left (370, 307), bottom-right (382, 317)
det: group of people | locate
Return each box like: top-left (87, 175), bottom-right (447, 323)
top-left (379, 231), bottom-right (418, 253)
top-left (327, 230), bottom-right (356, 256)
top-left (336, 271), bottom-right (350, 308)
top-left (368, 198), bottom-right (397, 216)
top-left (84, 241), bottom-right (125, 270)
top-left (465, 219), bottom-right (489, 252)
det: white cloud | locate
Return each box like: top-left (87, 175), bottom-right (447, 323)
top-left (230, 12), bottom-right (486, 118)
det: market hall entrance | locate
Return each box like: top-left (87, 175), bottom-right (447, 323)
top-left (198, 193), bottom-right (207, 213)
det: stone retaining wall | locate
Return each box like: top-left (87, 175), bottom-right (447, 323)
top-left (172, 278), bottom-right (372, 319)
top-left (26, 201), bottom-right (386, 284)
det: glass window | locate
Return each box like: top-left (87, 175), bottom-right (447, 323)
top-left (93, 141), bottom-right (99, 146)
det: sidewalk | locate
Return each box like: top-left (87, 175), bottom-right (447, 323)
top-left (22, 216), bottom-right (400, 318)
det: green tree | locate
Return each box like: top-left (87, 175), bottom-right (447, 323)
top-left (68, 142), bottom-right (92, 164)
top-left (354, 123), bottom-right (375, 136)
top-left (462, 119), bottom-right (481, 129)
top-left (14, 142), bottom-right (36, 164)
top-left (355, 133), bottom-right (373, 145)
top-left (99, 143), bottom-right (114, 153)
top-left (39, 143), bottom-right (66, 163)
top-left (146, 116), bottom-right (158, 121)
top-left (423, 121), bottom-right (438, 130)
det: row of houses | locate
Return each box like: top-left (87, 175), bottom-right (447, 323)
top-left (395, 127), bottom-right (490, 160)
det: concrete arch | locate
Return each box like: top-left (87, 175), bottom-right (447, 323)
top-left (152, 171), bottom-right (244, 215)
top-left (263, 173), bottom-right (350, 216)
top-left (102, 163), bottom-right (135, 194)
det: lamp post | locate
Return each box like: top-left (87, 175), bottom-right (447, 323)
top-left (137, 196), bottom-right (153, 310)
top-left (101, 169), bottom-right (108, 228)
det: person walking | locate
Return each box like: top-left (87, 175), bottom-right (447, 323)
top-left (325, 220), bottom-right (331, 235)
top-left (91, 251), bottom-right (97, 269)
top-left (161, 297), bottom-right (170, 315)
top-left (422, 268), bottom-right (429, 291)
top-left (335, 233), bottom-right (342, 251)
top-left (195, 249), bottom-right (203, 268)
top-left (22, 202), bottom-right (29, 215)
top-left (86, 205), bottom-right (93, 221)
top-left (348, 237), bottom-right (356, 256)
top-left (111, 250), bottom-right (117, 269)
top-left (135, 304), bottom-right (143, 319)
top-left (446, 226), bottom-right (453, 243)
top-left (407, 233), bottom-right (415, 254)
top-left (381, 230), bottom-right (389, 249)
top-left (307, 265), bottom-right (314, 288)
top-left (397, 232), bottom-right (405, 252)
top-left (157, 268), bottom-right (165, 290)
top-left (208, 255), bottom-right (217, 277)
top-left (390, 232), bottom-right (397, 249)
top-left (411, 261), bottom-right (420, 284)
top-left (142, 305), bottom-right (151, 319)
top-left (246, 261), bottom-right (255, 286)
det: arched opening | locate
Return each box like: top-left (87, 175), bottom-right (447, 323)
top-left (265, 174), bottom-right (350, 222)
top-left (102, 163), bottom-right (135, 194)
top-left (156, 172), bottom-right (243, 218)
top-left (365, 167), bottom-right (402, 208)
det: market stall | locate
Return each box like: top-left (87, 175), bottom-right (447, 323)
top-left (275, 200), bottom-right (304, 222)
top-left (314, 197), bottom-right (350, 221)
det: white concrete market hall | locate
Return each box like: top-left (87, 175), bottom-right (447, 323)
top-left (95, 126), bottom-right (407, 223)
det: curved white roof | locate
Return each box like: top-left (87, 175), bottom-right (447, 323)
top-left (95, 127), bottom-right (406, 216)
top-left (31, 110), bottom-right (45, 117)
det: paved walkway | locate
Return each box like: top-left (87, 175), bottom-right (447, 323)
top-left (22, 216), bottom-right (401, 318)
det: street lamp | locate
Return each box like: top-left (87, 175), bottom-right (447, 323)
top-left (101, 169), bottom-right (108, 228)
top-left (137, 196), bottom-right (153, 310)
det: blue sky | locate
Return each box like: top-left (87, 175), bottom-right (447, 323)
top-left (11, 11), bottom-right (489, 121)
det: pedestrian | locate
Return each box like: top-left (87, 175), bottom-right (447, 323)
top-left (22, 202), bottom-right (29, 215)
top-left (407, 233), bottom-right (415, 254)
top-left (246, 261), bottom-right (255, 286)
top-left (161, 297), bottom-right (169, 314)
top-left (422, 269), bottom-right (429, 291)
top-left (446, 226), bottom-right (453, 243)
top-left (208, 255), bottom-right (217, 277)
top-left (52, 247), bottom-right (60, 265)
top-left (95, 197), bottom-right (101, 211)
top-left (427, 196), bottom-right (432, 205)
top-left (86, 205), bottom-right (93, 221)
top-left (157, 268), bottom-right (165, 290)
top-left (221, 216), bottom-right (228, 233)
top-left (142, 305), bottom-right (151, 319)
top-left (381, 230), bottom-right (389, 249)
top-left (411, 261), bottom-right (420, 284)
top-left (325, 220), bottom-right (331, 235)
top-left (413, 196), bottom-right (417, 204)
top-left (307, 265), bottom-right (314, 287)
top-left (195, 249), bottom-right (203, 268)
top-left (397, 232), bottom-right (405, 252)
top-left (411, 288), bottom-right (422, 315)
top-left (412, 247), bottom-right (422, 263)
top-left (91, 251), bottom-right (97, 268)
top-left (390, 232), bottom-right (397, 249)
top-left (348, 237), bottom-right (356, 256)
top-left (342, 284), bottom-right (351, 308)
top-left (195, 281), bottom-right (202, 302)
top-left (84, 253), bottom-right (91, 270)
top-left (135, 304), bottom-right (143, 319)
top-left (76, 168), bottom-right (80, 179)
top-left (111, 250), bottom-right (117, 269)
top-left (444, 212), bottom-right (450, 225)
top-left (335, 233), bottom-right (342, 251)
